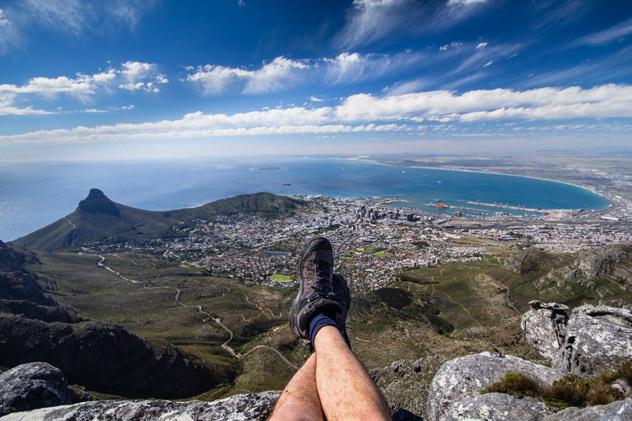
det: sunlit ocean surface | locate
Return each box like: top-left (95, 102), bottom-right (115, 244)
top-left (0, 157), bottom-right (608, 241)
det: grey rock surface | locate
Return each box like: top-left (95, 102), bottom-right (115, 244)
top-left (554, 304), bottom-right (632, 375)
top-left (0, 362), bottom-right (75, 417)
top-left (426, 352), bottom-right (562, 421)
top-left (1, 391), bottom-right (281, 421)
top-left (575, 245), bottom-right (632, 288)
top-left (371, 355), bottom-right (445, 419)
top-left (446, 393), bottom-right (552, 421)
top-left (545, 397), bottom-right (632, 421)
top-left (521, 300), bottom-right (569, 361)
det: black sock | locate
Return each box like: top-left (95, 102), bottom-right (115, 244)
top-left (308, 310), bottom-right (338, 346)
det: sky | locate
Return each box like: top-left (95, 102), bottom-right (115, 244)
top-left (1, 0), bottom-right (632, 161)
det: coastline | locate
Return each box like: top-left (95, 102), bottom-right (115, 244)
top-left (357, 158), bottom-right (611, 211)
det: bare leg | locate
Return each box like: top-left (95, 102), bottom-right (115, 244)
top-left (269, 353), bottom-right (325, 421)
top-left (314, 326), bottom-right (390, 420)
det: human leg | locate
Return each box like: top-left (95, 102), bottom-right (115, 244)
top-left (287, 237), bottom-right (390, 421)
top-left (269, 353), bottom-right (324, 421)
top-left (314, 326), bottom-right (390, 420)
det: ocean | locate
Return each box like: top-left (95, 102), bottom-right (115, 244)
top-left (0, 157), bottom-right (609, 241)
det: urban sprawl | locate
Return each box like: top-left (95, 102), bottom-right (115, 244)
top-left (85, 192), bottom-right (632, 291)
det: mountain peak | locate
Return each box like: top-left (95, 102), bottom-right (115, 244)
top-left (77, 188), bottom-right (121, 217)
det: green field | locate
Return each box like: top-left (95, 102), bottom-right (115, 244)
top-left (271, 273), bottom-right (293, 282)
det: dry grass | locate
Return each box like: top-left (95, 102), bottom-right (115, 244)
top-left (482, 362), bottom-right (632, 411)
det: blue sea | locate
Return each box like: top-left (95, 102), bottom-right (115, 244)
top-left (0, 157), bottom-right (608, 241)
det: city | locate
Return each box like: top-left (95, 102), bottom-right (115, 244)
top-left (83, 191), bottom-right (632, 291)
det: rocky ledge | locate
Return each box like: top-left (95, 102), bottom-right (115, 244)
top-left (0, 362), bottom-right (89, 417)
top-left (522, 301), bottom-right (632, 375)
top-left (2, 392), bottom-right (280, 421)
top-left (3, 299), bottom-right (632, 420)
top-left (422, 302), bottom-right (632, 421)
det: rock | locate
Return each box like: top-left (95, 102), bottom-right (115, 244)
top-left (575, 245), bottom-right (632, 288)
top-left (446, 393), bottom-right (552, 421)
top-left (371, 355), bottom-right (445, 419)
top-left (545, 397), bottom-right (632, 420)
top-left (1, 391), bottom-right (281, 421)
top-left (505, 247), bottom-right (556, 275)
top-left (426, 352), bottom-right (563, 421)
top-left (0, 300), bottom-right (84, 324)
top-left (0, 362), bottom-right (83, 416)
top-left (554, 305), bottom-right (632, 376)
top-left (0, 315), bottom-right (232, 399)
top-left (521, 300), bottom-right (569, 361)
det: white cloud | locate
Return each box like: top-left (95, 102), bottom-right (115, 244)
top-left (334, 84), bottom-right (632, 122)
top-left (482, 60), bottom-right (493, 67)
top-left (440, 41), bottom-right (464, 51)
top-left (0, 9), bottom-right (9, 27)
top-left (0, 61), bottom-right (165, 114)
top-left (0, 91), bottom-right (54, 115)
top-left (187, 51), bottom-right (423, 95)
top-left (476, 42), bottom-right (488, 49)
top-left (335, 0), bottom-right (414, 48)
top-left (574, 16), bottom-right (632, 46)
top-left (334, 0), bottom-right (489, 48)
top-left (1, 62), bottom-right (165, 97)
top-left (448, 0), bottom-right (486, 5)
top-left (0, 1), bottom-right (155, 55)
top-left (0, 8), bottom-right (20, 54)
top-left (23, 0), bottom-right (155, 36)
top-left (3, 84), bottom-right (632, 142)
top-left (117, 61), bottom-right (168, 92)
top-left (187, 57), bottom-right (307, 95)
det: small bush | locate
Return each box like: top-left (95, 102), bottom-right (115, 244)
top-left (586, 379), bottom-right (618, 406)
top-left (482, 372), bottom-right (542, 397)
top-left (482, 361), bottom-right (632, 411)
top-left (545, 374), bottom-right (590, 408)
top-left (614, 361), bottom-right (632, 385)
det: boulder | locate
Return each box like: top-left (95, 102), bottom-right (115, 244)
top-left (521, 300), bottom-right (569, 361)
top-left (554, 305), bottom-right (632, 375)
top-left (426, 352), bottom-right (562, 421)
top-left (1, 391), bottom-right (281, 421)
top-left (545, 397), bottom-right (632, 421)
top-left (446, 393), bottom-right (551, 421)
top-left (0, 362), bottom-right (80, 416)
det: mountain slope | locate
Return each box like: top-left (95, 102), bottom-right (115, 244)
top-left (12, 189), bottom-right (301, 252)
top-left (0, 241), bottom-right (227, 398)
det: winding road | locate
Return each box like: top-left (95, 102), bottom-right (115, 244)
top-left (96, 254), bottom-right (297, 370)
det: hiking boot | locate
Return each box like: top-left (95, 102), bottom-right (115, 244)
top-left (289, 237), bottom-right (342, 339)
top-left (332, 273), bottom-right (352, 347)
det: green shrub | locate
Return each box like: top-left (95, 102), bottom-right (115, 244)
top-left (482, 361), bottom-right (632, 411)
top-left (482, 372), bottom-right (542, 397)
top-left (545, 374), bottom-right (590, 408)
